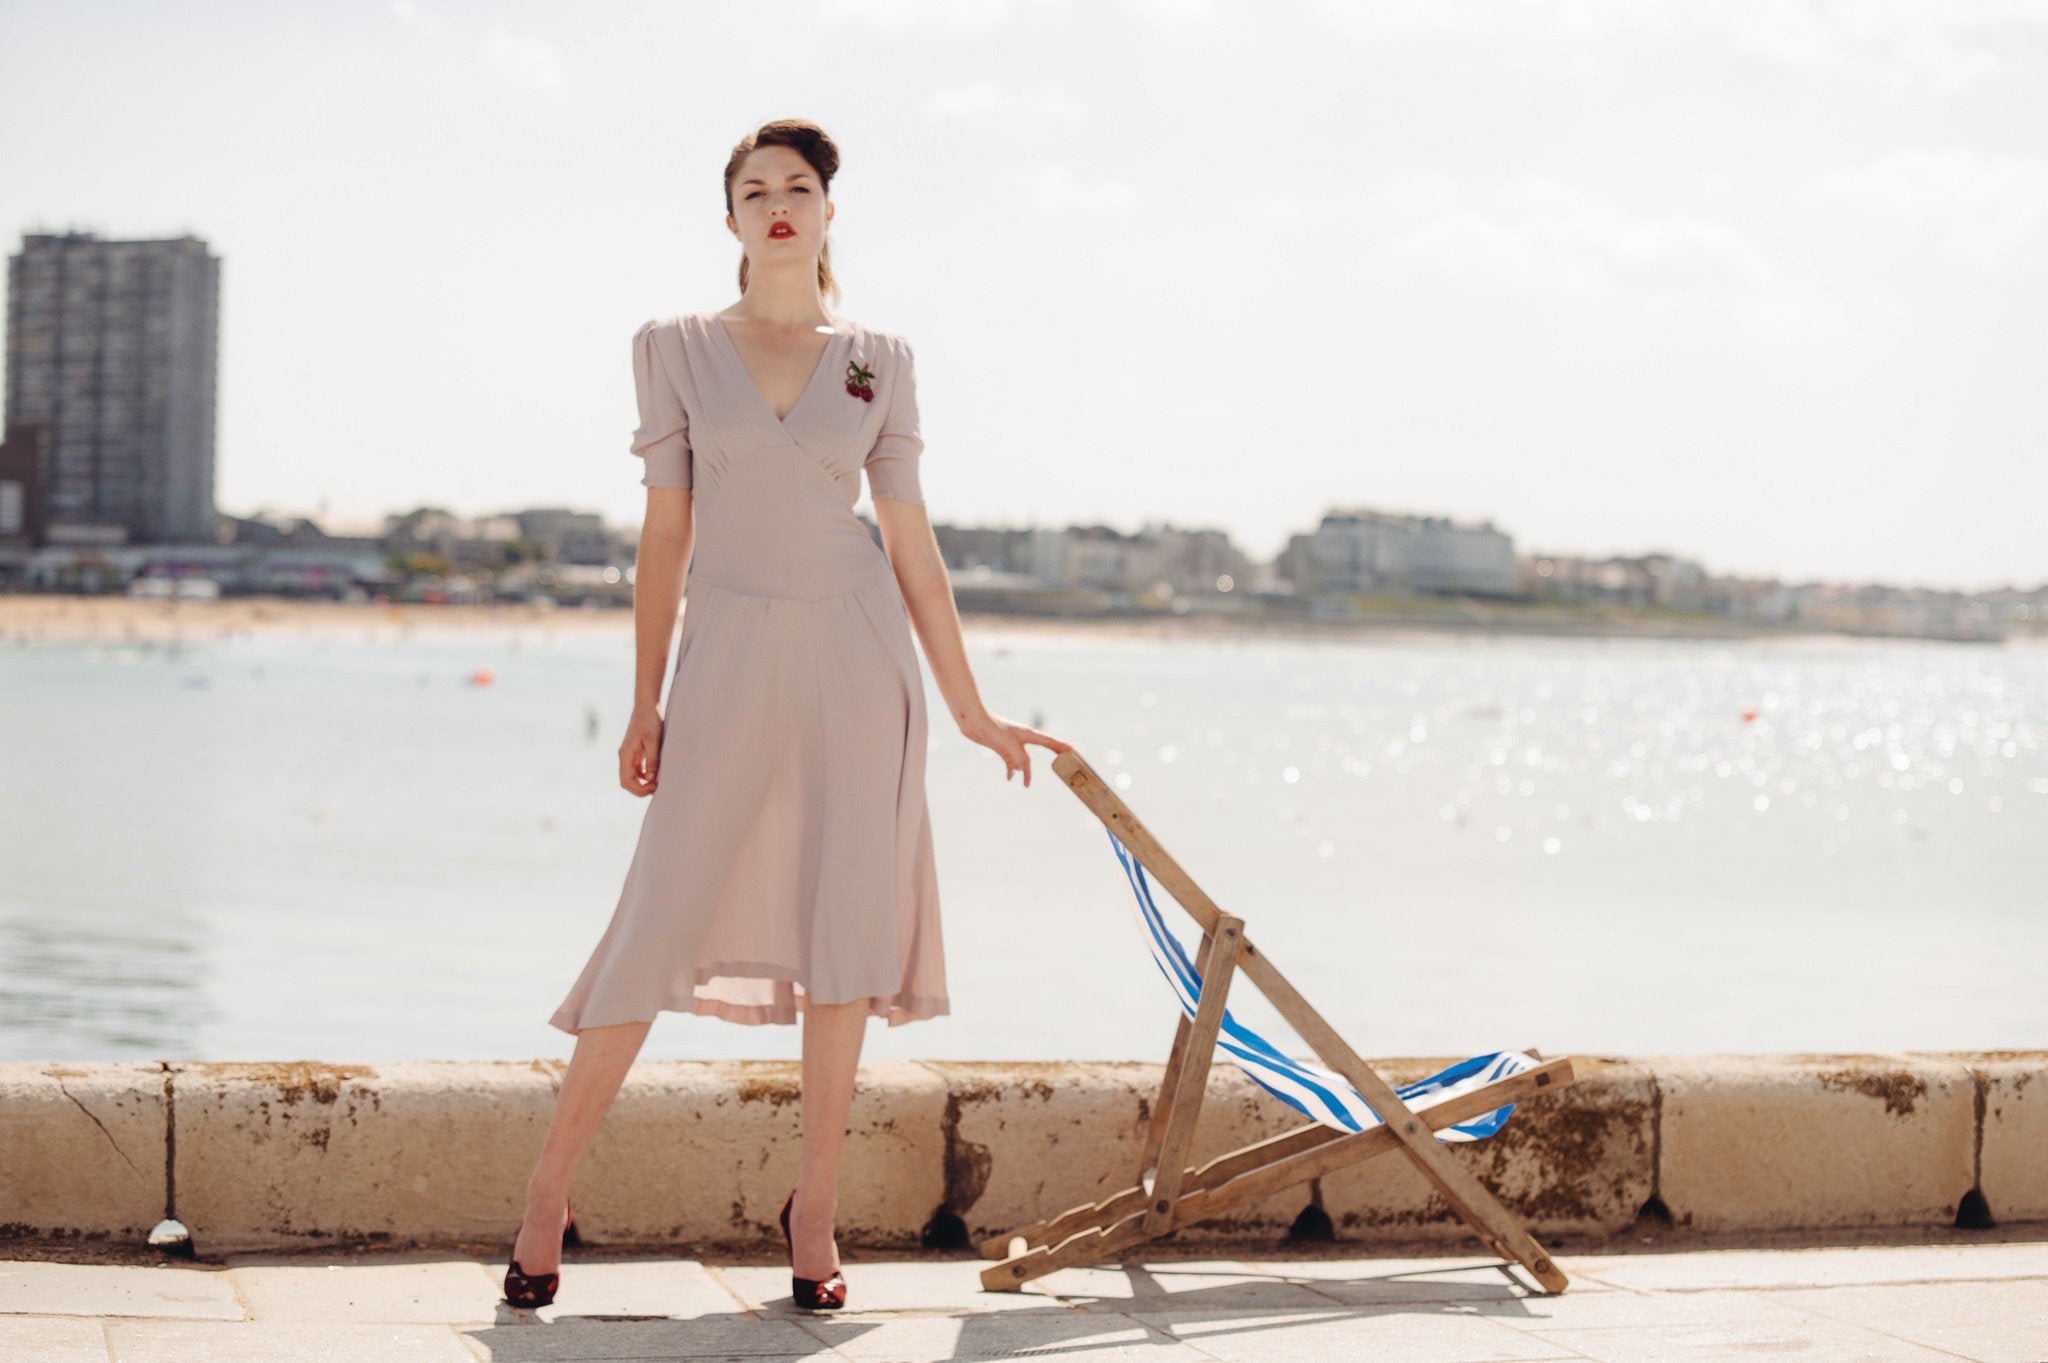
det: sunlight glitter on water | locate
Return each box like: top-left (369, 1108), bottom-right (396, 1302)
top-left (2, 628), bottom-right (2043, 1063)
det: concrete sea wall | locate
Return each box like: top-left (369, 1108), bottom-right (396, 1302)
top-left (1, 1053), bottom-right (2040, 1254)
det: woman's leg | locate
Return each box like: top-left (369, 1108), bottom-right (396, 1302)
top-left (512, 1018), bottom-right (652, 1275)
top-left (788, 998), bottom-right (868, 1280)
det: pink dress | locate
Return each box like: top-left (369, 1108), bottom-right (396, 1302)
top-left (548, 312), bottom-right (946, 1031)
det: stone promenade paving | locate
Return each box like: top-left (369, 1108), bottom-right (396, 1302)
top-left (3, 1238), bottom-right (2045, 1361)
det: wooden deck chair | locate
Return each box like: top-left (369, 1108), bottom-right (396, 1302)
top-left (979, 749), bottom-right (1578, 1295)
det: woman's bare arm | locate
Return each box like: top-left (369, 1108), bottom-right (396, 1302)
top-left (619, 487), bottom-right (694, 795)
top-left (873, 496), bottom-right (1070, 786)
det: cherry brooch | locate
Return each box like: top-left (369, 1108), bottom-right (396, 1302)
top-left (845, 359), bottom-right (876, 403)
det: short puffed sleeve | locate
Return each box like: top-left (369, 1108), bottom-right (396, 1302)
top-left (629, 318), bottom-right (691, 489)
top-left (863, 336), bottom-right (924, 506)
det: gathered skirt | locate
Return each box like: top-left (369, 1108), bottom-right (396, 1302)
top-left (548, 557), bottom-right (947, 1032)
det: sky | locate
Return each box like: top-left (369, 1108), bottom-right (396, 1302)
top-left (2, 0), bottom-right (2044, 592)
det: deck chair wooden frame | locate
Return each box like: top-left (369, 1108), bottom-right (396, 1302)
top-left (978, 749), bottom-right (1576, 1295)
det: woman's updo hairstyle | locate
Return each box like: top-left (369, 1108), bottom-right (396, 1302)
top-left (724, 119), bottom-right (842, 305)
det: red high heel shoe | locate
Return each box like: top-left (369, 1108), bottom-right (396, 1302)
top-left (779, 1189), bottom-right (847, 1311)
top-left (502, 1198), bottom-right (579, 1309)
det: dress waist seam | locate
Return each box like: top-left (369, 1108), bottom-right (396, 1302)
top-left (688, 556), bottom-right (892, 604)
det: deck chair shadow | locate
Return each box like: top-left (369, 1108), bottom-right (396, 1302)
top-left (978, 749), bottom-right (1578, 1295)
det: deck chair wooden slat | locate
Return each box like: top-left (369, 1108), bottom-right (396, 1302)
top-left (983, 1055), bottom-right (1573, 1262)
top-left (1138, 1008), bottom-right (1198, 1176)
top-left (1140, 913), bottom-right (1241, 1236)
top-left (978, 749), bottom-right (1577, 1295)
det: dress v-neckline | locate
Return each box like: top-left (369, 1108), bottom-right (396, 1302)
top-left (708, 313), bottom-right (845, 429)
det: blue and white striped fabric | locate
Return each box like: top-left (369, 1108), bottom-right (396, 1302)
top-left (1107, 827), bottom-right (1535, 1142)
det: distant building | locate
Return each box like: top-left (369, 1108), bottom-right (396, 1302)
top-left (4, 231), bottom-right (222, 546)
top-left (1028, 527), bottom-right (1067, 589)
top-left (1293, 508), bottom-right (1518, 596)
top-left (1526, 551), bottom-right (1710, 610)
top-left (1698, 574), bottom-right (1795, 623)
top-left (252, 543), bottom-right (389, 596)
top-left (513, 507), bottom-right (610, 565)
top-left (382, 507), bottom-right (522, 570)
top-left (0, 422), bottom-right (51, 568)
top-left (1783, 579), bottom-right (2005, 641)
top-left (1065, 524), bottom-right (1147, 592)
top-left (933, 524), bottom-right (1036, 579)
top-left (929, 520), bottom-right (1251, 611)
top-left (1140, 521), bottom-right (1254, 596)
top-left (218, 512), bottom-right (291, 548)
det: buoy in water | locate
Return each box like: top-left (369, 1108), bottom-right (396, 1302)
top-left (1740, 708), bottom-right (1757, 722)
top-left (470, 667), bottom-right (495, 686)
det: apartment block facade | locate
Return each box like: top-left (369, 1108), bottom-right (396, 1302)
top-left (1285, 508), bottom-right (1519, 597)
top-left (4, 231), bottom-right (221, 545)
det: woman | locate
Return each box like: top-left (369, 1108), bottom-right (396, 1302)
top-left (502, 119), bottom-right (1071, 1312)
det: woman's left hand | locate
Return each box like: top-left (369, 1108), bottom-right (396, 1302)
top-left (960, 711), bottom-right (1072, 787)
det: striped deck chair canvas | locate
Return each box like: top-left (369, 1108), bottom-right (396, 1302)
top-left (979, 749), bottom-right (1578, 1295)
top-left (1109, 826), bottom-right (1544, 1141)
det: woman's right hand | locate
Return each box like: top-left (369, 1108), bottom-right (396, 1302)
top-left (619, 703), bottom-right (665, 796)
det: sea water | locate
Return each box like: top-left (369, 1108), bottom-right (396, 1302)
top-left (1, 624), bottom-right (2041, 1064)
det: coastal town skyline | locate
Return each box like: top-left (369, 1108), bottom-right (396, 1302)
top-left (9, 220), bottom-right (2031, 607)
top-left (10, 250), bottom-right (2035, 599)
top-left (30, 494), bottom-right (2022, 648)
top-left (220, 488), bottom-right (2048, 603)
top-left (4, 221), bottom-right (2030, 618)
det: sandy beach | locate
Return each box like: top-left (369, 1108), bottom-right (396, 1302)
top-left (0, 593), bottom-right (641, 644)
top-left (0, 592), bottom-right (1833, 647)
top-left (0, 594), bottom-right (1219, 645)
